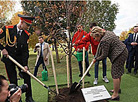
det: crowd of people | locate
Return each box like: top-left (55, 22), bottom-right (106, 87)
top-left (0, 13), bottom-right (137, 101)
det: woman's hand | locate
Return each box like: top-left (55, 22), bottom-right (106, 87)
top-left (93, 58), bottom-right (97, 63)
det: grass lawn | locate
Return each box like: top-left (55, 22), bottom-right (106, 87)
top-left (0, 49), bottom-right (138, 102)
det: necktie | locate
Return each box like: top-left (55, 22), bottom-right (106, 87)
top-left (133, 34), bottom-right (136, 42)
top-left (40, 43), bottom-right (43, 57)
top-left (17, 30), bottom-right (21, 36)
top-left (135, 33), bottom-right (137, 42)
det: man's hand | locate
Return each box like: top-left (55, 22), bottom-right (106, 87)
top-left (45, 58), bottom-right (48, 61)
top-left (2, 49), bottom-right (8, 57)
top-left (10, 89), bottom-right (21, 102)
top-left (131, 42), bottom-right (138, 46)
top-left (23, 66), bottom-right (29, 73)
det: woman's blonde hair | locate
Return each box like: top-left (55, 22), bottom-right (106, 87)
top-left (90, 26), bottom-right (105, 37)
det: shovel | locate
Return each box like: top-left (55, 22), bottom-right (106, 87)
top-left (70, 60), bottom-right (94, 94)
top-left (7, 55), bottom-right (57, 94)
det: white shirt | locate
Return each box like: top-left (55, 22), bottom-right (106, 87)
top-left (41, 42), bottom-right (45, 54)
top-left (17, 24), bottom-right (23, 36)
top-left (133, 33), bottom-right (138, 42)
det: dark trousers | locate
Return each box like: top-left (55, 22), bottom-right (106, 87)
top-left (4, 58), bottom-right (32, 98)
top-left (128, 49), bottom-right (138, 73)
top-left (126, 53), bottom-right (134, 69)
top-left (78, 51), bottom-right (89, 75)
top-left (94, 58), bottom-right (107, 78)
top-left (34, 57), bottom-right (47, 77)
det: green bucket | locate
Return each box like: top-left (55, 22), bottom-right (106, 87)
top-left (74, 51), bottom-right (87, 61)
top-left (42, 69), bottom-right (48, 81)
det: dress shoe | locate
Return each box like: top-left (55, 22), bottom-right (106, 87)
top-left (109, 89), bottom-right (121, 94)
top-left (26, 97), bottom-right (35, 102)
top-left (79, 74), bottom-right (82, 77)
top-left (110, 95), bottom-right (120, 101)
top-left (86, 73), bottom-right (91, 77)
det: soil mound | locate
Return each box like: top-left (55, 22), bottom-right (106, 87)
top-left (55, 88), bottom-right (109, 102)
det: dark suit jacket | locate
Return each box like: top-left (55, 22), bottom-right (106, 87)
top-left (0, 25), bottom-right (29, 66)
top-left (127, 33), bottom-right (138, 52)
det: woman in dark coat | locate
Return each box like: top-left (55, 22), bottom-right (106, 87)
top-left (91, 26), bottom-right (128, 100)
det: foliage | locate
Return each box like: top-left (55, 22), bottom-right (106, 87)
top-left (11, 11), bottom-right (23, 25)
top-left (80, 0), bottom-right (119, 31)
top-left (0, 1), bottom-right (16, 27)
top-left (28, 33), bottom-right (38, 49)
top-left (21, 1), bottom-right (86, 42)
top-left (119, 27), bottom-right (134, 41)
top-left (119, 31), bottom-right (128, 41)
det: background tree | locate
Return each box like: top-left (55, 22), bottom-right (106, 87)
top-left (119, 31), bottom-right (128, 41)
top-left (0, 1), bottom-right (16, 27)
top-left (119, 27), bottom-right (134, 41)
top-left (80, 0), bottom-right (118, 32)
top-left (11, 11), bottom-right (23, 25)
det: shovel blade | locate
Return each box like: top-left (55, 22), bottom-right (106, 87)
top-left (69, 82), bottom-right (81, 94)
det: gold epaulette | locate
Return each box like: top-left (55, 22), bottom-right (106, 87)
top-left (6, 26), bottom-right (16, 47)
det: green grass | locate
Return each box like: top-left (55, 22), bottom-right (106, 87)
top-left (0, 49), bottom-right (138, 102)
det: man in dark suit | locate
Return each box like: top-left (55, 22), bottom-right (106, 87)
top-left (0, 14), bottom-right (35, 102)
top-left (127, 24), bottom-right (138, 74)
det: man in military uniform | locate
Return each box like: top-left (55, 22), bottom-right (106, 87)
top-left (0, 14), bottom-right (35, 102)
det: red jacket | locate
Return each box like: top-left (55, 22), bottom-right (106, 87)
top-left (72, 30), bottom-right (90, 51)
top-left (75, 32), bottom-right (99, 55)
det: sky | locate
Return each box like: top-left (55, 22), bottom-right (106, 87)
top-left (14, 0), bottom-right (138, 36)
top-left (111, 0), bottom-right (138, 35)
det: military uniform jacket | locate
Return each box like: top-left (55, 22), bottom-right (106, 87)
top-left (0, 25), bottom-right (29, 66)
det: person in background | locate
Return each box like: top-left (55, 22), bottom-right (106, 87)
top-left (34, 36), bottom-right (50, 77)
top-left (0, 75), bottom-right (21, 102)
top-left (74, 23), bottom-right (109, 85)
top-left (72, 24), bottom-right (91, 77)
top-left (124, 35), bottom-right (134, 69)
top-left (127, 24), bottom-right (138, 74)
top-left (92, 26), bottom-right (128, 100)
top-left (0, 14), bottom-right (35, 102)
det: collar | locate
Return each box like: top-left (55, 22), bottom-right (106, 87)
top-left (17, 24), bottom-right (23, 32)
top-left (41, 42), bottom-right (45, 45)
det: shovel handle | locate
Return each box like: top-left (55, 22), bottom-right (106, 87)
top-left (8, 55), bottom-right (46, 87)
top-left (79, 60), bottom-right (94, 83)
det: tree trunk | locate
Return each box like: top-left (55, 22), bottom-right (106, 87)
top-left (54, 40), bottom-right (60, 63)
top-left (66, 1), bottom-right (73, 86)
top-left (52, 44), bottom-right (55, 51)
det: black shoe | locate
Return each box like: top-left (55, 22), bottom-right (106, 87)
top-left (79, 74), bottom-right (82, 77)
top-left (26, 97), bottom-right (35, 102)
top-left (86, 73), bottom-right (91, 77)
top-left (110, 95), bottom-right (120, 101)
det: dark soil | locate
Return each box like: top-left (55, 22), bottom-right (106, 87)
top-left (55, 88), bottom-right (109, 102)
